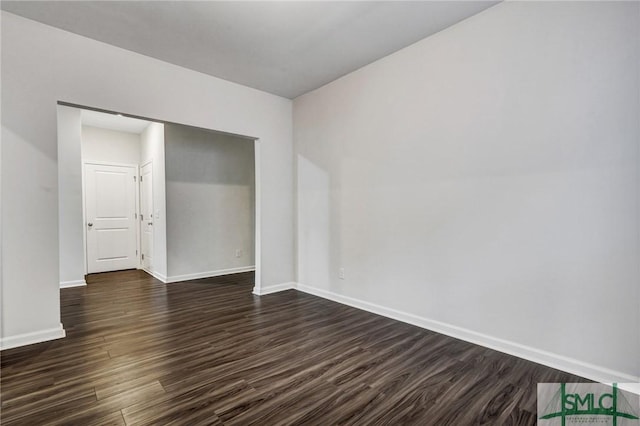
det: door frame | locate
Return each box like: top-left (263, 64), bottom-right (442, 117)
top-left (253, 139), bottom-right (261, 292)
top-left (139, 159), bottom-right (153, 273)
top-left (82, 160), bottom-right (140, 274)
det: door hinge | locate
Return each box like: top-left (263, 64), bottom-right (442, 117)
top-left (134, 176), bottom-right (137, 182)
top-left (135, 213), bottom-right (138, 219)
top-left (136, 250), bottom-right (138, 255)
top-left (141, 214), bottom-right (144, 220)
top-left (140, 175), bottom-right (143, 182)
top-left (141, 253), bottom-right (145, 260)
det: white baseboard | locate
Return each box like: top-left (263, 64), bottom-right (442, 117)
top-left (295, 283), bottom-right (639, 385)
top-left (0, 323), bottom-right (66, 350)
top-left (144, 269), bottom-right (168, 283)
top-left (165, 266), bottom-right (256, 284)
top-left (253, 281), bottom-right (296, 296)
top-left (618, 382), bottom-right (640, 396)
top-left (60, 279), bottom-right (87, 288)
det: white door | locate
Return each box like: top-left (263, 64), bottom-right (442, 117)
top-left (85, 163), bottom-right (138, 273)
top-left (140, 162), bottom-right (154, 271)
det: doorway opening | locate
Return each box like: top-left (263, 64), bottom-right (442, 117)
top-left (57, 103), bottom-right (261, 289)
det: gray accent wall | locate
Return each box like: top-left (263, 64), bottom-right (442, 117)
top-left (165, 124), bottom-right (255, 278)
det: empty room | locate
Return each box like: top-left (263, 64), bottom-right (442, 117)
top-left (1, 1), bottom-right (638, 425)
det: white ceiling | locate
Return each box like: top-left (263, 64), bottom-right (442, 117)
top-left (2, 1), bottom-right (499, 99)
top-left (81, 109), bottom-right (152, 134)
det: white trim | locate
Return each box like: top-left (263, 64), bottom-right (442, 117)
top-left (139, 160), bottom-right (153, 270)
top-left (135, 163), bottom-right (141, 268)
top-left (60, 279), bottom-right (87, 288)
top-left (165, 266), bottom-right (256, 284)
top-left (617, 383), bottom-right (640, 396)
top-left (83, 160), bottom-right (140, 168)
top-left (253, 281), bottom-right (296, 296)
top-left (145, 269), bottom-right (168, 283)
top-left (0, 324), bottom-right (66, 350)
top-left (81, 155), bottom-right (87, 275)
top-left (295, 283), bottom-right (640, 385)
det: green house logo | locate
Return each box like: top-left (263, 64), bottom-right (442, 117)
top-left (538, 383), bottom-right (639, 426)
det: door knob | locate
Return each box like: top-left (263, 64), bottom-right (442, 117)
top-left (88, 222), bottom-right (93, 227)
top-left (148, 222), bottom-right (153, 226)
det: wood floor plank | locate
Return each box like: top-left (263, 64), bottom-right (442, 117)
top-left (123, 380), bottom-right (254, 426)
top-left (1, 269), bottom-right (588, 425)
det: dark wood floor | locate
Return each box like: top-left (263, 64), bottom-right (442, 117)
top-left (1, 270), bottom-right (585, 425)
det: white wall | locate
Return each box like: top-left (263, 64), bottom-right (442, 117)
top-left (294, 1), bottom-right (639, 382)
top-left (140, 122), bottom-right (167, 279)
top-left (57, 106), bottom-right (84, 288)
top-left (81, 125), bottom-right (141, 164)
top-left (1, 12), bottom-right (293, 348)
top-left (165, 124), bottom-right (255, 279)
